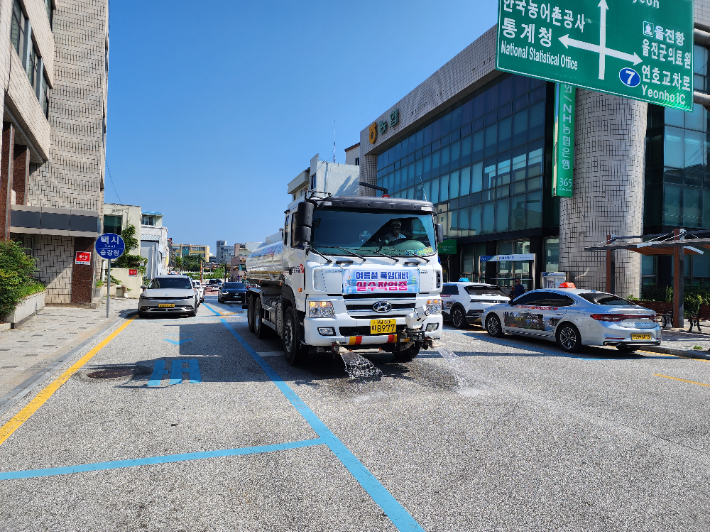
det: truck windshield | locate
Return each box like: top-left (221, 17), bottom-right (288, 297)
top-left (311, 208), bottom-right (436, 257)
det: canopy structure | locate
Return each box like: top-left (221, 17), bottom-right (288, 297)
top-left (584, 230), bottom-right (710, 328)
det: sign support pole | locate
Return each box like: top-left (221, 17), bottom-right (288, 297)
top-left (107, 259), bottom-right (111, 319)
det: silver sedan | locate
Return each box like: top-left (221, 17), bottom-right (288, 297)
top-left (482, 288), bottom-right (661, 353)
top-left (139, 275), bottom-right (198, 318)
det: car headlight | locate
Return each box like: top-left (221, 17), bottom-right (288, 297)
top-left (309, 300), bottom-right (335, 318)
top-left (426, 298), bottom-right (442, 314)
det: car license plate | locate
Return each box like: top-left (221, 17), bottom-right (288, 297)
top-left (370, 319), bottom-right (396, 335)
top-left (158, 304), bottom-right (175, 308)
top-left (631, 334), bottom-right (652, 340)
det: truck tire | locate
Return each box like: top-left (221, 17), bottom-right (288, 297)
top-left (393, 341), bottom-right (420, 362)
top-left (247, 294), bottom-right (255, 332)
top-left (283, 306), bottom-right (308, 366)
top-left (254, 298), bottom-right (269, 339)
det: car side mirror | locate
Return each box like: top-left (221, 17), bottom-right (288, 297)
top-left (140, 285), bottom-right (147, 290)
top-left (293, 225), bottom-right (311, 246)
top-left (435, 223), bottom-right (444, 244)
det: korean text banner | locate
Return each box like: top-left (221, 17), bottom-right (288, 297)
top-left (496, 0), bottom-right (694, 111)
top-left (342, 268), bottom-right (420, 294)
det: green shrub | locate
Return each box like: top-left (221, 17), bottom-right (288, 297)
top-left (0, 240), bottom-right (44, 319)
top-left (641, 284), bottom-right (710, 317)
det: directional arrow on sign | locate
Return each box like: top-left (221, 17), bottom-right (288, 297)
top-left (558, 0), bottom-right (642, 80)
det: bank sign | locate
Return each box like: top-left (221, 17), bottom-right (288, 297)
top-left (496, 0), bottom-right (694, 111)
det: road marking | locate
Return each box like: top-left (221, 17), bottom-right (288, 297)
top-left (0, 439), bottom-right (324, 481)
top-left (202, 303), bottom-right (222, 316)
top-left (258, 351), bottom-right (284, 358)
top-left (0, 316), bottom-right (137, 447)
top-left (147, 359), bottom-right (201, 386)
top-left (653, 374), bottom-right (710, 388)
top-left (220, 319), bottom-right (424, 532)
top-left (163, 338), bottom-right (193, 345)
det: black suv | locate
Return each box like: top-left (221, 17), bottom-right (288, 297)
top-left (218, 282), bottom-right (247, 303)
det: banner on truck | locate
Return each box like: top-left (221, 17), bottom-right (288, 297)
top-left (343, 268), bottom-right (420, 294)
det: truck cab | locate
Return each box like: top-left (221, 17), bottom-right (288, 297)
top-left (246, 195), bottom-right (444, 365)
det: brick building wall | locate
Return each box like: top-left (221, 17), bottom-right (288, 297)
top-left (19, 234), bottom-right (74, 304)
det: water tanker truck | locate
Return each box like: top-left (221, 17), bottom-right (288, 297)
top-left (245, 194), bottom-right (445, 365)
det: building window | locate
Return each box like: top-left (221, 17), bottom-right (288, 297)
top-left (142, 215), bottom-right (155, 226)
top-left (375, 74), bottom-right (551, 239)
top-left (103, 215), bottom-right (122, 235)
top-left (11, 0), bottom-right (23, 55)
top-left (45, 0), bottom-right (53, 29)
top-left (354, 157), bottom-right (360, 165)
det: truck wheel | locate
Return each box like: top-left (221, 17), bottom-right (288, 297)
top-left (452, 306), bottom-right (467, 329)
top-left (247, 295), bottom-right (255, 332)
top-left (393, 342), bottom-right (420, 362)
top-left (254, 298), bottom-right (269, 339)
top-left (283, 306), bottom-right (308, 366)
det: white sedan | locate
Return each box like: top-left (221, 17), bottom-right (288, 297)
top-left (482, 288), bottom-right (661, 353)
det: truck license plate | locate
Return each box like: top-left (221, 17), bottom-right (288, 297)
top-left (158, 304), bottom-right (175, 308)
top-left (370, 319), bottom-right (396, 335)
top-left (631, 334), bottom-right (652, 340)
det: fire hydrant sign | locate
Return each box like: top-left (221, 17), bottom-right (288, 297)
top-left (496, 0), bottom-right (694, 111)
top-left (75, 251), bottom-right (91, 265)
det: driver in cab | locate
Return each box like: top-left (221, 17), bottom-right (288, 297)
top-left (381, 220), bottom-right (409, 243)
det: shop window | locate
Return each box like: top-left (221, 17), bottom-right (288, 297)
top-left (662, 184), bottom-right (682, 225)
top-left (544, 237), bottom-right (559, 272)
top-left (511, 198), bottom-right (526, 230)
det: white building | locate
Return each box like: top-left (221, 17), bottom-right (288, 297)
top-left (141, 211), bottom-right (169, 278)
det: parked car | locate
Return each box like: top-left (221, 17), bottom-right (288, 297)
top-left (482, 288), bottom-right (661, 353)
top-left (139, 275), bottom-right (199, 318)
top-left (218, 282), bottom-right (247, 304)
top-left (441, 282), bottom-right (510, 328)
top-left (192, 280), bottom-right (205, 302)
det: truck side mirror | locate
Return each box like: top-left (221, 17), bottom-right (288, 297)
top-left (435, 223), bottom-right (444, 244)
top-left (293, 225), bottom-right (311, 245)
top-left (295, 201), bottom-right (314, 227)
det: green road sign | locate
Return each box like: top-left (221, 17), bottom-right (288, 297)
top-left (438, 239), bottom-right (457, 255)
top-left (496, 0), bottom-right (694, 111)
top-left (552, 83), bottom-right (576, 197)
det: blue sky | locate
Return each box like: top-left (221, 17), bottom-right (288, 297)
top-left (106, 0), bottom-right (497, 250)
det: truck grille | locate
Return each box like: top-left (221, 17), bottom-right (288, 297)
top-left (346, 303), bottom-right (415, 311)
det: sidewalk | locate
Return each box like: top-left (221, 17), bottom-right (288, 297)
top-left (644, 326), bottom-right (710, 360)
top-left (0, 297), bottom-right (137, 414)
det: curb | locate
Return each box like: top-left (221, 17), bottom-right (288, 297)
top-left (640, 345), bottom-right (710, 361)
top-left (0, 310), bottom-right (139, 418)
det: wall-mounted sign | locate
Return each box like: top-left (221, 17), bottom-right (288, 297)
top-left (369, 109), bottom-right (400, 144)
top-left (438, 239), bottom-right (457, 255)
top-left (75, 251), bottom-right (91, 265)
top-left (496, 0), bottom-right (694, 111)
top-left (129, 269), bottom-right (138, 276)
top-left (480, 254), bottom-right (536, 262)
top-left (552, 83), bottom-right (576, 197)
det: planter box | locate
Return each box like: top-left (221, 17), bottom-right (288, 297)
top-left (4, 291), bottom-right (46, 328)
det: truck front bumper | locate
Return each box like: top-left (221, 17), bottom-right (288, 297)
top-left (303, 314), bottom-right (443, 347)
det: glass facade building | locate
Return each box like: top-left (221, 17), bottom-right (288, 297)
top-left (644, 45), bottom-right (710, 286)
top-left (374, 74), bottom-right (559, 286)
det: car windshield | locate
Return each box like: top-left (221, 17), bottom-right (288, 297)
top-left (465, 286), bottom-right (508, 297)
top-left (579, 293), bottom-right (635, 306)
top-left (224, 283), bottom-right (245, 289)
top-left (149, 278), bottom-right (193, 289)
top-left (311, 208), bottom-right (436, 257)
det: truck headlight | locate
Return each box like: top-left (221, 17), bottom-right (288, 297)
top-left (309, 300), bottom-right (335, 318)
top-left (426, 299), bottom-right (442, 314)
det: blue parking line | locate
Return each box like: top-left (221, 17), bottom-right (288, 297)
top-left (202, 303), bottom-right (221, 316)
top-left (0, 439), bottom-right (324, 481)
top-left (219, 319), bottom-right (424, 532)
top-left (147, 360), bottom-right (168, 386)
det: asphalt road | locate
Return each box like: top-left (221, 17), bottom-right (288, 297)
top-left (1, 294), bottom-right (709, 531)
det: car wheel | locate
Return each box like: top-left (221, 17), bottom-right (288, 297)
top-left (188, 307), bottom-right (197, 317)
top-left (247, 295), bottom-right (255, 332)
top-left (486, 314), bottom-right (504, 337)
top-left (254, 298), bottom-right (269, 339)
top-left (283, 306), bottom-right (308, 365)
top-left (617, 345), bottom-right (639, 353)
top-left (452, 307), bottom-right (467, 329)
top-left (393, 341), bottom-right (420, 362)
top-left (556, 323), bottom-right (582, 353)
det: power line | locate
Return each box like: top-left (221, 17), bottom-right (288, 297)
top-left (105, 159), bottom-right (122, 204)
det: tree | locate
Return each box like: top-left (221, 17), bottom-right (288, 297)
top-left (113, 224), bottom-right (147, 274)
top-left (182, 254), bottom-right (204, 272)
top-left (174, 256), bottom-right (183, 270)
